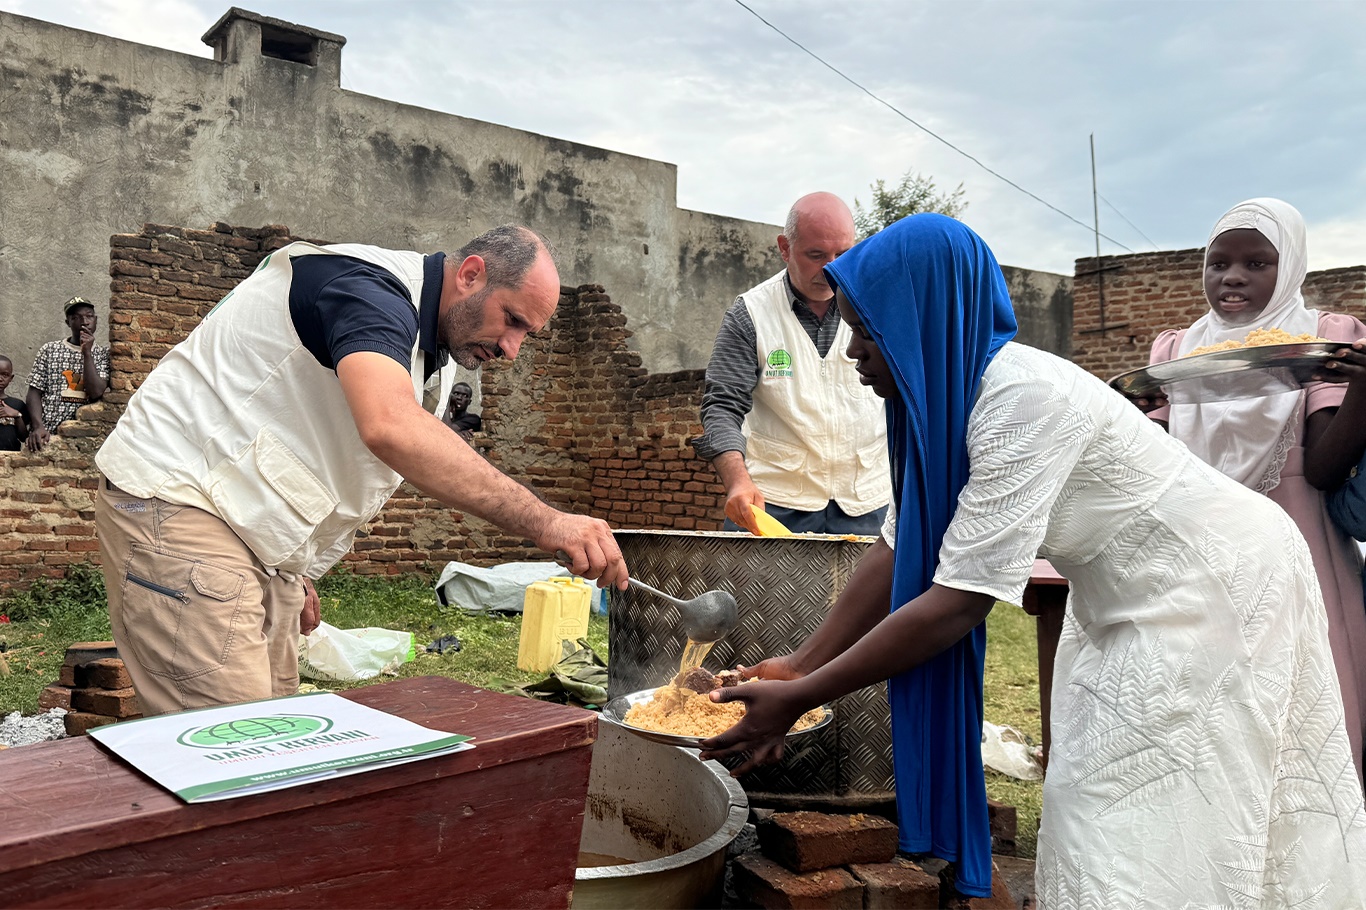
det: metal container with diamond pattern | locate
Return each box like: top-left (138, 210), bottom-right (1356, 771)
top-left (610, 529), bottom-right (894, 797)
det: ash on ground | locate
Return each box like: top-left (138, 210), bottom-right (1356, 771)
top-left (0, 709), bottom-right (68, 748)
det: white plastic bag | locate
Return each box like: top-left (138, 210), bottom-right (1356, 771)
top-left (981, 720), bottom-right (1043, 781)
top-left (298, 622), bottom-right (416, 681)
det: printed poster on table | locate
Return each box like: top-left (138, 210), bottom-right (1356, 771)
top-left (89, 690), bottom-right (473, 803)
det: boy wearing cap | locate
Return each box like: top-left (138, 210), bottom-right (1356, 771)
top-left (24, 296), bottom-right (110, 451)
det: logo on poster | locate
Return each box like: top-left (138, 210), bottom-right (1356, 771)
top-left (178, 714), bottom-right (334, 749)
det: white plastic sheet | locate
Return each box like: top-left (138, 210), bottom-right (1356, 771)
top-left (298, 622), bottom-right (416, 681)
top-left (981, 720), bottom-right (1044, 781)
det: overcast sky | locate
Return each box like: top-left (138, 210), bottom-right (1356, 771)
top-left (4, 0), bottom-right (1363, 276)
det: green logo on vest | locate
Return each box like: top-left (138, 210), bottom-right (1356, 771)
top-left (765, 348), bottom-right (793, 378)
top-left (177, 714), bottom-right (332, 749)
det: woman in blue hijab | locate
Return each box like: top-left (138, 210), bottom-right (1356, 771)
top-left (701, 215), bottom-right (1366, 905)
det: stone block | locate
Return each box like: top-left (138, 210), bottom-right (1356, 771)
top-left (987, 799), bottom-right (1017, 856)
top-left (63, 711), bottom-right (119, 736)
top-left (939, 860), bottom-right (1016, 909)
top-left (731, 853), bottom-right (863, 910)
top-left (70, 687), bottom-right (141, 718)
top-left (991, 855), bottom-right (1036, 910)
top-left (83, 658), bottom-right (133, 691)
top-left (37, 684), bottom-right (72, 711)
top-left (849, 856), bottom-right (940, 909)
top-left (758, 811), bottom-right (899, 873)
top-left (966, 869), bottom-right (1015, 909)
top-left (63, 642), bottom-right (118, 667)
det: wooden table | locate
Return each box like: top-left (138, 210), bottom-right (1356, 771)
top-left (0, 677), bottom-right (597, 909)
top-left (1019, 558), bottom-right (1068, 769)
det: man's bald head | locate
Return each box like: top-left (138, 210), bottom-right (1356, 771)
top-left (778, 193), bottom-right (856, 306)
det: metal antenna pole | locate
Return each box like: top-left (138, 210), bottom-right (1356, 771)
top-left (1091, 133), bottom-right (1107, 334)
top-left (1077, 134), bottom-right (1128, 339)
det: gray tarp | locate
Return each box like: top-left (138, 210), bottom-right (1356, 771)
top-left (433, 560), bottom-right (571, 613)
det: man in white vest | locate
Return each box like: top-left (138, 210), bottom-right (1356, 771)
top-left (94, 225), bottom-right (628, 716)
top-left (696, 193), bottom-right (891, 535)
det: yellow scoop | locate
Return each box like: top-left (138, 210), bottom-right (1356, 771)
top-left (749, 505), bottom-right (793, 537)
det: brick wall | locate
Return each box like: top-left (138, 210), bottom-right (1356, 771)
top-left (1071, 249), bottom-right (1366, 379)
top-left (0, 223), bottom-right (726, 592)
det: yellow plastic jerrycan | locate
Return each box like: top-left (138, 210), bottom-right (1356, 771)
top-left (517, 576), bottom-right (595, 672)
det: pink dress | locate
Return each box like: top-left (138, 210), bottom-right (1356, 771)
top-left (1151, 312), bottom-right (1366, 783)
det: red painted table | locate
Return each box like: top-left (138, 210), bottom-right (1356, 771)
top-left (0, 677), bottom-right (597, 909)
top-left (1019, 558), bottom-right (1068, 768)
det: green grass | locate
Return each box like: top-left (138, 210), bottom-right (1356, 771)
top-left (0, 566), bottom-right (114, 716)
top-left (0, 568), bottom-right (609, 709)
top-left (303, 570), bottom-right (609, 694)
top-left (983, 602), bottom-right (1044, 859)
top-left (0, 570), bottom-right (1042, 858)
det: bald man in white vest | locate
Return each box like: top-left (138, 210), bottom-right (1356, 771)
top-left (696, 193), bottom-right (891, 535)
top-left (94, 225), bottom-right (628, 716)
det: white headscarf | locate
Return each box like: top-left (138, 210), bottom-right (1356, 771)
top-left (1168, 198), bottom-right (1316, 492)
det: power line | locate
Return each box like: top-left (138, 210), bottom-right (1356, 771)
top-left (1099, 193), bottom-right (1159, 251)
top-left (731, 0), bottom-right (1136, 254)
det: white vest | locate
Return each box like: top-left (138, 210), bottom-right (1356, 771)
top-left (97, 242), bottom-right (455, 577)
top-left (741, 271), bottom-right (891, 515)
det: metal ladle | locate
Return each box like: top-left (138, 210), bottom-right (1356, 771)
top-left (627, 578), bottom-right (739, 645)
top-left (554, 550), bottom-right (739, 643)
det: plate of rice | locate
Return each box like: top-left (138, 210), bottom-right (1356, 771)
top-left (602, 668), bottom-right (831, 749)
top-left (1109, 331), bottom-right (1349, 404)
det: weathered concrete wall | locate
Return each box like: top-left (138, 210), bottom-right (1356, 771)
top-left (1002, 265), bottom-right (1073, 358)
top-left (0, 7), bottom-right (1072, 389)
top-left (673, 209), bottom-right (788, 368)
top-left (0, 7), bottom-right (781, 381)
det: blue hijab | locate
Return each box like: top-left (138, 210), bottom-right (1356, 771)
top-left (824, 214), bottom-right (1016, 898)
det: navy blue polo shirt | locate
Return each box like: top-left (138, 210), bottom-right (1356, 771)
top-left (288, 252), bottom-right (448, 381)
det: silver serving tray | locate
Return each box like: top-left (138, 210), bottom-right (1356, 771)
top-left (601, 687), bottom-right (833, 749)
top-left (1109, 341), bottom-right (1350, 404)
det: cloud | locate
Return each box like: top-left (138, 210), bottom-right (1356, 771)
top-left (2, 0), bottom-right (210, 55)
top-left (3, 0), bottom-right (1363, 278)
top-left (1310, 215), bottom-right (1366, 273)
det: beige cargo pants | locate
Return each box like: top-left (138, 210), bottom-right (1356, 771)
top-left (95, 478), bottom-right (304, 716)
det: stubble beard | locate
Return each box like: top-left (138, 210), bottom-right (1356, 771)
top-left (441, 286), bottom-right (492, 370)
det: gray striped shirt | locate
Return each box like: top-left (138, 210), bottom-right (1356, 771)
top-left (695, 273), bottom-right (843, 461)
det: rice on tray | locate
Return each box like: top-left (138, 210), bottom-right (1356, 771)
top-left (1185, 327), bottom-right (1327, 358)
top-left (624, 683), bottom-right (826, 738)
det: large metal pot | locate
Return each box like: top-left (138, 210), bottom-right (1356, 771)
top-left (573, 722), bottom-right (748, 909)
top-left (609, 530), bottom-right (894, 798)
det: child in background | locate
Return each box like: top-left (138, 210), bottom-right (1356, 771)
top-left (0, 355), bottom-right (31, 451)
top-left (1145, 197), bottom-right (1366, 784)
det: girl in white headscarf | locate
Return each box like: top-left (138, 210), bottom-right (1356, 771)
top-left (1147, 197), bottom-right (1366, 784)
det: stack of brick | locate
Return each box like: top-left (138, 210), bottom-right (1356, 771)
top-left (732, 810), bottom-right (1016, 909)
top-left (986, 799), bottom-right (1017, 857)
top-left (37, 641), bottom-right (141, 735)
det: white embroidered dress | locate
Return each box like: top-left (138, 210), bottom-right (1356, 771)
top-left (888, 343), bottom-right (1366, 907)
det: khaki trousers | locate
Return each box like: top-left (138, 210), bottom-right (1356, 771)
top-left (95, 479), bottom-right (303, 716)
